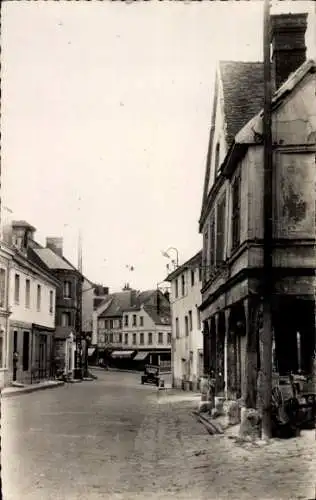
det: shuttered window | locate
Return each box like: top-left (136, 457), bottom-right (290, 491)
top-left (232, 174), bottom-right (241, 251)
top-left (216, 194), bottom-right (226, 264)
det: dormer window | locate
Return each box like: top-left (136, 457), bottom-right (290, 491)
top-left (215, 142), bottom-right (220, 177)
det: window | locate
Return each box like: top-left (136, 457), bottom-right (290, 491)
top-left (63, 281), bottom-right (72, 298)
top-left (22, 331), bottom-right (30, 371)
top-left (175, 318), bottom-right (179, 339)
top-left (167, 332), bottom-right (171, 344)
top-left (105, 334), bottom-right (109, 344)
top-left (196, 306), bottom-right (201, 329)
top-left (189, 310), bottom-right (193, 331)
top-left (0, 328), bottom-right (3, 367)
top-left (109, 333), bottom-right (113, 343)
top-left (214, 142), bottom-right (220, 176)
top-left (124, 315), bottom-right (128, 327)
top-left (119, 333), bottom-right (122, 343)
top-left (232, 174), bottom-right (241, 251)
top-left (25, 279), bottom-right (31, 308)
top-left (124, 333), bottom-right (128, 345)
top-left (49, 290), bottom-right (54, 314)
top-left (0, 269), bottom-right (5, 308)
top-left (158, 332), bottom-right (164, 344)
top-left (104, 320), bottom-right (108, 329)
top-left (14, 274), bottom-right (20, 304)
top-left (13, 331), bottom-right (18, 353)
top-left (148, 332), bottom-right (153, 345)
top-left (119, 319), bottom-right (122, 329)
top-left (175, 279), bottom-right (178, 299)
top-left (133, 333), bottom-right (136, 345)
top-left (181, 274), bottom-right (185, 296)
top-left (191, 269), bottom-right (195, 287)
top-left (140, 333), bottom-right (144, 345)
top-left (199, 266), bottom-right (202, 282)
top-left (202, 229), bottom-right (208, 283)
top-left (216, 194), bottom-right (226, 264)
top-left (185, 316), bottom-right (189, 337)
top-left (140, 316), bottom-right (144, 326)
top-left (209, 211), bottom-right (216, 271)
top-left (37, 284), bottom-right (41, 311)
top-left (109, 319), bottom-right (113, 329)
top-left (61, 312), bottom-right (71, 327)
top-left (133, 314), bottom-right (137, 326)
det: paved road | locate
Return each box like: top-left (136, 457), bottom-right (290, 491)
top-left (2, 370), bottom-right (316, 500)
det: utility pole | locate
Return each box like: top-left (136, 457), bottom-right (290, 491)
top-left (75, 198), bottom-right (83, 379)
top-left (260, 0), bottom-right (273, 440)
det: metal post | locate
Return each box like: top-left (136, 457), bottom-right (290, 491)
top-left (261, 0), bottom-right (273, 440)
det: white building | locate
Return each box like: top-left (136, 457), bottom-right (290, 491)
top-left (0, 242), bottom-right (14, 388)
top-left (7, 221), bottom-right (59, 384)
top-left (166, 251), bottom-right (203, 391)
top-left (94, 288), bottom-right (172, 369)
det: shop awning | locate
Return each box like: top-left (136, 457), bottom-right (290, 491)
top-left (88, 347), bottom-right (96, 357)
top-left (133, 351), bottom-right (149, 361)
top-left (111, 350), bottom-right (135, 359)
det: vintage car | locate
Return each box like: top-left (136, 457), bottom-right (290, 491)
top-left (141, 364), bottom-right (164, 387)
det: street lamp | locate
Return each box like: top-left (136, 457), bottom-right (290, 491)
top-left (162, 247), bottom-right (179, 269)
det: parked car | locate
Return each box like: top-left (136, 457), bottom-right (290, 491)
top-left (141, 364), bottom-right (164, 387)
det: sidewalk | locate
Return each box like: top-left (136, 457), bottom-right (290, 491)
top-left (2, 380), bottom-right (65, 398)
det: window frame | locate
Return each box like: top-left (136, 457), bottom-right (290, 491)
top-left (231, 173), bottom-right (241, 251)
top-left (0, 268), bottom-right (6, 308)
top-left (14, 273), bottom-right (20, 305)
top-left (36, 284), bottom-right (41, 311)
top-left (49, 290), bottom-right (54, 314)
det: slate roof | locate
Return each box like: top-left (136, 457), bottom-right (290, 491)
top-left (143, 304), bottom-right (171, 326)
top-left (99, 291), bottom-right (134, 318)
top-left (219, 61), bottom-right (264, 146)
top-left (32, 247), bottom-right (74, 270)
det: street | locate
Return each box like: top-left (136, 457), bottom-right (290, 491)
top-left (2, 370), bottom-right (316, 500)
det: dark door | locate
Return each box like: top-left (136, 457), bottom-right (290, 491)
top-left (39, 335), bottom-right (47, 379)
top-left (13, 331), bottom-right (18, 381)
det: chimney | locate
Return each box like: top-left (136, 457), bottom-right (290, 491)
top-left (46, 237), bottom-right (63, 257)
top-left (271, 13), bottom-right (308, 90)
top-left (11, 221), bottom-right (36, 252)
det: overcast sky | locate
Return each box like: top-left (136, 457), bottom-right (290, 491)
top-left (2, 1), bottom-right (315, 292)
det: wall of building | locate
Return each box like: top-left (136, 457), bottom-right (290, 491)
top-left (9, 262), bottom-right (56, 330)
top-left (0, 245), bottom-right (13, 388)
top-left (170, 264), bottom-right (203, 390)
top-left (122, 307), bottom-right (171, 350)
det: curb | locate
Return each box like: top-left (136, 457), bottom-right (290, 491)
top-left (2, 381), bottom-right (65, 398)
top-left (192, 410), bottom-right (224, 435)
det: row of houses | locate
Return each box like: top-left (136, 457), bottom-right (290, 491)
top-left (167, 12), bottom-right (316, 401)
top-left (91, 285), bottom-right (172, 371)
top-left (0, 219), bottom-right (106, 387)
